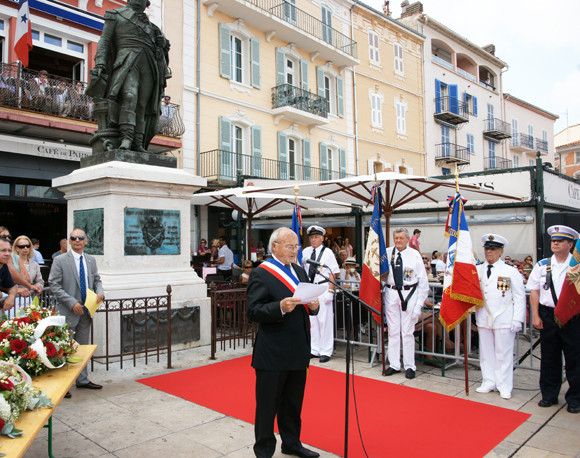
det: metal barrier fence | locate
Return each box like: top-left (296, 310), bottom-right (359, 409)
top-left (208, 281), bottom-right (255, 360)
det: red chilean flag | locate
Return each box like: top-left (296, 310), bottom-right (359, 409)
top-left (439, 193), bottom-right (483, 332)
top-left (555, 239), bottom-right (580, 326)
top-left (14, 0), bottom-right (33, 67)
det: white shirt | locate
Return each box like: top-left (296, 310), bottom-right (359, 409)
top-left (435, 259), bottom-right (446, 274)
top-left (216, 245), bottom-right (234, 271)
top-left (527, 253), bottom-right (571, 308)
top-left (71, 250), bottom-right (89, 289)
top-left (32, 248), bottom-right (44, 265)
top-left (302, 245), bottom-right (340, 284)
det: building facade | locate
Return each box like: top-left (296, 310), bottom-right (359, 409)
top-left (555, 124), bottom-right (580, 179)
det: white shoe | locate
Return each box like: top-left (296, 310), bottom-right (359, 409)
top-left (476, 385), bottom-right (496, 393)
top-left (500, 391), bottom-right (512, 400)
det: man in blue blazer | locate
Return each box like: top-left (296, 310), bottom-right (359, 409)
top-left (49, 229), bottom-right (105, 396)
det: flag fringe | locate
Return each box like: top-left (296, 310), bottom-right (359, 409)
top-left (439, 307), bottom-right (476, 333)
top-left (449, 292), bottom-right (483, 307)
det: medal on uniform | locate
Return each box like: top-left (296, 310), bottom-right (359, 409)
top-left (543, 283), bottom-right (550, 290)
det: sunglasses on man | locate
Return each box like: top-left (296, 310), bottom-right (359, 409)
top-left (70, 236), bottom-right (86, 241)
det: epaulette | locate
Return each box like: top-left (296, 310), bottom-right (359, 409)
top-left (537, 259), bottom-right (547, 266)
top-left (104, 10), bottom-right (118, 19)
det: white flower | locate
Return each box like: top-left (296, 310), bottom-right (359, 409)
top-left (0, 396), bottom-right (11, 420)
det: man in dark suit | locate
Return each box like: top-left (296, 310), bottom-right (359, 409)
top-left (49, 229), bottom-right (105, 397)
top-left (247, 227), bottom-right (320, 458)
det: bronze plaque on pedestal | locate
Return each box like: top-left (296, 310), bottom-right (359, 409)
top-left (124, 208), bottom-right (181, 255)
top-left (74, 208), bottom-right (104, 255)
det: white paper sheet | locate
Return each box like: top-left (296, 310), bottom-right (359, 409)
top-left (293, 282), bottom-right (328, 304)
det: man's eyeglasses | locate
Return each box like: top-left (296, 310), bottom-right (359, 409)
top-left (281, 245), bottom-right (299, 251)
top-left (422, 257), bottom-right (427, 260)
top-left (243, 266), bottom-right (252, 269)
top-left (70, 236), bottom-right (86, 241)
top-left (16, 244), bottom-right (30, 249)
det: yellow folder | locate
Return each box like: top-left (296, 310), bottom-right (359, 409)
top-left (85, 288), bottom-right (103, 318)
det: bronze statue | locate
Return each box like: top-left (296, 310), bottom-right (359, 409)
top-left (86, 0), bottom-right (171, 153)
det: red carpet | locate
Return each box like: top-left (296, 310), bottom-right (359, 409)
top-left (138, 356), bottom-right (530, 458)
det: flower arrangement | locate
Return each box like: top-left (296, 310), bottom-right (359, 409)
top-left (0, 361), bottom-right (53, 439)
top-left (0, 297), bottom-right (79, 378)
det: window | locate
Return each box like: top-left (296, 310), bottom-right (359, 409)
top-left (276, 46), bottom-right (308, 91)
top-left (67, 41), bottom-right (83, 53)
top-left (322, 5), bottom-right (333, 45)
top-left (231, 36), bottom-right (243, 83)
top-left (31, 30), bottom-right (40, 41)
top-left (394, 42), bottom-right (404, 75)
top-left (371, 93), bottom-right (382, 127)
top-left (219, 22), bottom-right (260, 91)
top-left (529, 159), bottom-right (534, 166)
top-left (513, 155), bottom-right (519, 167)
top-left (466, 133), bottom-right (475, 154)
top-left (369, 31), bottom-right (380, 65)
top-left (0, 19), bottom-right (4, 31)
top-left (320, 140), bottom-right (346, 179)
top-left (279, 127), bottom-right (309, 180)
top-left (396, 101), bottom-right (406, 133)
top-left (487, 103), bottom-right (494, 120)
top-left (285, 58), bottom-right (295, 85)
top-left (464, 93), bottom-right (477, 116)
top-left (542, 129), bottom-right (548, 142)
top-left (441, 125), bottom-right (450, 157)
top-left (488, 141), bottom-right (496, 168)
top-left (576, 152), bottom-right (580, 164)
top-left (219, 114), bottom-right (262, 179)
top-left (283, 0), bottom-right (297, 25)
top-left (44, 34), bottom-right (62, 47)
top-left (442, 168), bottom-right (451, 175)
top-left (512, 118), bottom-right (519, 145)
top-left (317, 65), bottom-right (344, 117)
top-left (0, 183), bottom-right (9, 196)
top-left (528, 124), bottom-right (534, 138)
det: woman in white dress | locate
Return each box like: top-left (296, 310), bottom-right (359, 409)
top-left (11, 235), bottom-right (44, 308)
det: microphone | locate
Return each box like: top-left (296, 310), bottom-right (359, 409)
top-left (305, 258), bottom-right (328, 270)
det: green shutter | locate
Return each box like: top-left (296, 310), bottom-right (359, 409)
top-left (319, 142), bottom-right (328, 180)
top-left (301, 59), bottom-right (309, 91)
top-left (317, 66), bottom-right (325, 97)
top-left (303, 138), bottom-right (311, 181)
top-left (219, 116), bottom-right (232, 179)
top-left (251, 125), bottom-right (262, 177)
top-left (337, 76), bottom-right (344, 117)
top-left (250, 38), bottom-right (261, 89)
top-left (276, 48), bottom-right (285, 86)
top-left (219, 23), bottom-right (231, 79)
top-left (278, 131), bottom-right (288, 179)
top-left (339, 148), bottom-right (346, 178)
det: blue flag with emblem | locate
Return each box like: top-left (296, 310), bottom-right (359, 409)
top-left (291, 204), bottom-right (303, 264)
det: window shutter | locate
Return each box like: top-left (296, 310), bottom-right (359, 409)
top-left (278, 131), bottom-right (288, 179)
top-left (251, 125), bottom-right (262, 176)
top-left (339, 148), bottom-right (346, 178)
top-left (371, 95), bottom-right (376, 124)
top-left (300, 59), bottom-right (309, 91)
top-left (303, 138), bottom-right (311, 181)
top-left (435, 79), bottom-right (441, 113)
top-left (219, 23), bottom-right (231, 79)
top-left (319, 142), bottom-right (328, 180)
top-left (449, 84), bottom-right (458, 114)
top-left (276, 48), bottom-right (285, 86)
top-left (250, 38), bottom-right (261, 89)
top-left (317, 66), bottom-right (325, 97)
top-left (406, 166), bottom-right (413, 175)
top-left (396, 103), bottom-right (401, 131)
top-left (337, 76), bottom-right (344, 118)
top-left (219, 116), bottom-right (232, 179)
top-left (473, 96), bottom-right (478, 117)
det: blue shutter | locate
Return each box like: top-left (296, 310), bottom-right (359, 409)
top-left (449, 84), bottom-right (458, 114)
top-left (319, 142), bottom-right (328, 180)
top-left (339, 148), bottom-right (346, 178)
top-left (435, 79), bottom-right (441, 113)
top-left (337, 76), bottom-right (344, 118)
top-left (463, 90), bottom-right (467, 104)
top-left (473, 96), bottom-right (478, 117)
top-left (276, 48), bottom-right (285, 86)
top-left (219, 23), bottom-right (231, 79)
top-left (303, 139), bottom-right (311, 181)
top-left (219, 116), bottom-right (232, 179)
top-left (251, 125), bottom-right (262, 177)
top-left (301, 59), bottom-right (309, 91)
top-left (317, 66), bottom-right (325, 97)
top-left (278, 131), bottom-right (288, 179)
top-left (250, 38), bottom-right (261, 89)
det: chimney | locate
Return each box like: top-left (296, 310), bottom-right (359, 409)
top-left (383, 0), bottom-right (392, 16)
top-left (400, 1), bottom-right (423, 18)
top-left (482, 44), bottom-right (496, 56)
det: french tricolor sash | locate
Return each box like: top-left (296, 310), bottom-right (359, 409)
top-left (259, 258), bottom-right (300, 293)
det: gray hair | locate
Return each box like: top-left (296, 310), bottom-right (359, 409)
top-left (392, 227), bottom-right (409, 238)
top-left (268, 227), bottom-right (295, 253)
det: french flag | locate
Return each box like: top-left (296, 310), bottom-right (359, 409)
top-left (14, 0), bottom-right (33, 67)
top-left (291, 204), bottom-right (303, 265)
top-left (359, 185), bottom-right (388, 323)
top-left (439, 193), bottom-right (483, 332)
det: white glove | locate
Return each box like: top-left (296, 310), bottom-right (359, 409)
top-left (411, 310), bottom-right (421, 322)
top-left (510, 321), bottom-right (522, 334)
top-left (321, 291), bottom-right (334, 307)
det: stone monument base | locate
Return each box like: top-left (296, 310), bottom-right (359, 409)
top-left (81, 150), bottom-right (177, 169)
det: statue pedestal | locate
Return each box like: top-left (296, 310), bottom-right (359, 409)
top-left (53, 161), bottom-right (210, 357)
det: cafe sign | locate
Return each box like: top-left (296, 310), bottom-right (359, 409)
top-left (0, 135), bottom-right (91, 162)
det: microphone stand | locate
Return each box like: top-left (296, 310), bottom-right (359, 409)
top-left (310, 266), bottom-right (379, 458)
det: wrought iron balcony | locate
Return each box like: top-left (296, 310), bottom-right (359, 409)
top-left (483, 118), bottom-right (511, 141)
top-left (0, 62), bottom-right (185, 138)
top-left (205, 0), bottom-right (357, 67)
top-left (484, 157), bottom-right (513, 170)
top-left (536, 138), bottom-right (548, 153)
top-left (435, 143), bottom-right (470, 166)
top-left (510, 133), bottom-right (534, 152)
top-left (271, 84), bottom-right (329, 126)
top-left (200, 149), bottom-right (351, 183)
top-left (433, 96), bottom-right (469, 126)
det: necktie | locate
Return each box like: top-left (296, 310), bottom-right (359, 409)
top-left (79, 255), bottom-right (87, 304)
top-left (308, 249), bottom-right (317, 282)
top-left (394, 252), bottom-right (404, 289)
top-left (487, 264), bottom-right (493, 279)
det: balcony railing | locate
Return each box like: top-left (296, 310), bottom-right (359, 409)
top-left (434, 96), bottom-right (469, 126)
top-left (483, 118), bottom-right (511, 141)
top-left (478, 80), bottom-right (496, 91)
top-left (434, 143), bottom-right (470, 165)
top-left (456, 67), bottom-right (477, 82)
top-left (431, 54), bottom-right (453, 71)
top-left (0, 62), bottom-right (184, 138)
top-left (536, 138), bottom-right (548, 153)
top-left (484, 157), bottom-right (513, 170)
top-left (245, 0), bottom-right (357, 58)
top-left (511, 133), bottom-right (534, 150)
top-left (200, 149), bottom-right (351, 182)
top-left (271, 84), bottom-right (328, 118)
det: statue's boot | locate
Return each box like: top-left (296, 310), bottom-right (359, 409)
top-left (119, 125), bottom-right (134, 150)
top-left (133, 132), bottom-right (148, 153)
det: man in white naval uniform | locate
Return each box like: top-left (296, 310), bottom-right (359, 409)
top-left (476, 234), bottom-right (526, 400)
top-left (302, 226), bottom-right (339, 363)
top-left (383, 228), bottom-right (429, 379)
top-left (528, 225), bottom-right (580, 414)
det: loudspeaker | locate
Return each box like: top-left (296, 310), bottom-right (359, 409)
top-left (543, 212), bottom-right (580, 258)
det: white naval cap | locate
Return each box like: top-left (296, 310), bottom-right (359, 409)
top-left (547, 225), bottom-right (579, 241)
top-left (307, 225), bottom-right (326, 236)
top-left (481, 233), bottom-right (508, 249)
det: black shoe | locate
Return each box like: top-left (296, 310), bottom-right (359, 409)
top-left (64, 391), bottom-right (72, 399)
top-left (281, 444), bottom-right (320, 458)
top-left (384, 367), bottom-right (401, 376)
top-left (319, 355), bottom-right (330, 363)
top-left (310, 354), bottom-right (318, 359)
top-left (567, 404), bottom-right (580, 414)
top-left (76, 381), bottom-right (103, 390)
top-left (538, 399), bottom-right (557, 408)
top-left (405, 368), bottom-right (416, 379)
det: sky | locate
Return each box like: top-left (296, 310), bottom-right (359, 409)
top-left (366, 0), bottom-right (580, 136)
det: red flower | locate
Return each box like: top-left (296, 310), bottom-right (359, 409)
top-left (10, 339), bottom-right (27, 354)
top-left (0, 330), bottom-right (11, 341)
top-left (0, 418), bottom-right (4, 431)
top-left (0, 349), bottom-right (4, 357)
top-left (0, 378), bottom-right (14, 391)
top-left (22, 349), bottom-right (37, 360)
top-left (16, 317), bottom-right (31, 326)
top-left (44, 342), bottom-right (57, 357)
top-left (31, 311), bottom-right (42, 322)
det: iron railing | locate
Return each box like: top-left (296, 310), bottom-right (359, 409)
top-left (200, 148), bottom-right (351, 182)
top-left (511, 133), bottom-right (534, 149)
top-left (483, 156), bottom-right (513, 170)
top-left (435, 143), bottom-right (470, 162)
top-left (0, 62), bottom-right (184, 138)
top-left (272, 83), bottom-right (328, 118)
top-left (245, 0), bottom-right (357, 58)
top-left (536, 138), bottom-right (548, 153)
top-left (483, 118), bottom-right (511, 135)
top-left (478, 80), bottom-right (496, 91)
top-left (434, 96), bottom-right (469, 119)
